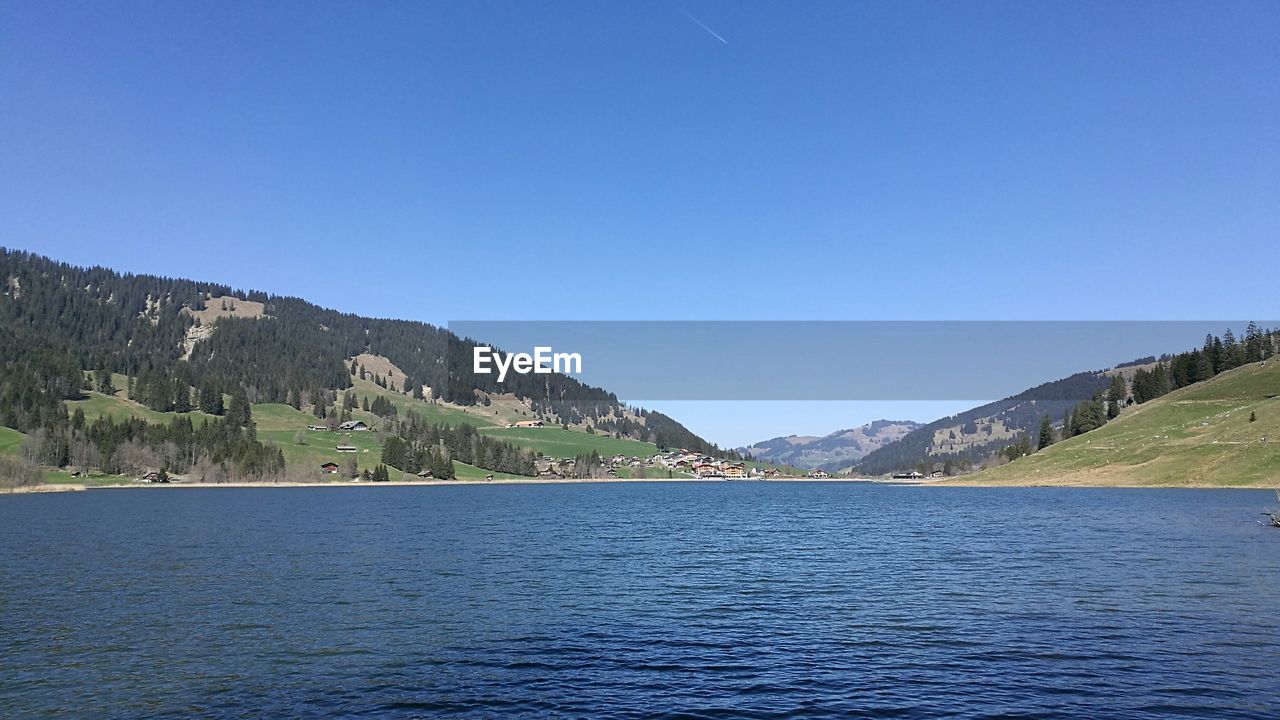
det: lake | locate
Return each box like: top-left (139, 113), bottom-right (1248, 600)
top-left (2, 483), bottom-right (1278, 718)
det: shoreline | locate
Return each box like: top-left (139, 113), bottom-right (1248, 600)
top-left (6, 476), bottom-right (1275, 493)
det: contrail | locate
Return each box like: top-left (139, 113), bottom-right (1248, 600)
top-left (677, 6), bottom-right (728, 45)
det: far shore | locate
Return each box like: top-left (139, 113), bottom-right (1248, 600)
top-left (5, 475), bottom-right (1275, 493)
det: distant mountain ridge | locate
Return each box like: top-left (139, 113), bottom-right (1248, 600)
top-left (739, 420), bottom-right (921, 470)
top-left (850, 371), bottom-right (1112, 476)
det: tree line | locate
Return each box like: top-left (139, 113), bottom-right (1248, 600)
top-left (21, 405), bottom-right (284, 481)
top-left (378, 411), bottom-right (539, 478)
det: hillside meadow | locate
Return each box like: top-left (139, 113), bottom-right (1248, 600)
top-left (957, 361), bottom-right (1280, 487)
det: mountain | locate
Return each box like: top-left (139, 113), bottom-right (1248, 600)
top-left (0, 248), bottom-right (730, 482)
top-left (958, 359), bottom-right (1280, 486)
top-left (850, 372), bottom-right (1113, 476)
top-left (739, 420), bottom-right (921, 470)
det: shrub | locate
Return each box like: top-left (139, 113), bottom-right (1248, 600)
top-left (0, 456), bottom-right (43, 489)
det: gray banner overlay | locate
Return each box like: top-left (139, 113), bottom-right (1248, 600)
top-left (447, 321), bottom-right (1275, 401)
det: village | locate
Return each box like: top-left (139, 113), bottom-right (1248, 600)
top-left (531, 449), bottom-right (833, 481)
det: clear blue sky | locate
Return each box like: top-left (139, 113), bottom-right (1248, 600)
top-left (2, 1), bottom-right (1276, 445)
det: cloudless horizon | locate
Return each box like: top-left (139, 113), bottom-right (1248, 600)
top-left (3, 1), bottom-right (1276, 445)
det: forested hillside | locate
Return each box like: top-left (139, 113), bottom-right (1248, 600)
top-left (0, 248), bottom-right (727, 482)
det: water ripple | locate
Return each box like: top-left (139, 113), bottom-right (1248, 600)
top-left (2, 484), bottom-right (1278, 718)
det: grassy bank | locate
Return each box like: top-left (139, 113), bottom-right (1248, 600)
top-left (955, 361), bottom-right (1280, 487)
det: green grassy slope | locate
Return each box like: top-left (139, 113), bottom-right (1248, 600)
top-left (67, 392), bottom-right (219, 426)
top-left (349, 377), bottom-right (504, 428)
top-left (0, 426), bottom-right (24, 456)
top-left (479, 426), bottom-right (659, 458)
top-left (964, 360), bottom-right (1280, 487)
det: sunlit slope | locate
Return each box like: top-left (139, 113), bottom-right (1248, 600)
top-left (348, 377), bottom-right (506, 428)
top-left (0, 427), bottom-right (24, 456)
top-left (479, 426), bottom-right (659, 458)
top-left (963, 361), bottom-right (1280, 487)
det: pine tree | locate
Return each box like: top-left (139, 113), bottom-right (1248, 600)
top-left (172, 378), bottom-right (192, 413)
top-left (1245, 321), bottom-right (1265, 362)
top-left (96, 366), bottom-right (115, 395)
top-left (382, 436), bottom-right (407, 469)
top-left (198, 382), bottom-right (224, 415)
top-left (228, 389), bottom-right (253, 429)
top-left (1223, 328), bottom-right (1240, 367)
top-left (1038, 414), bottom-right (1055, 450)
top-left (1106, 375), bottom-right (1127, 419)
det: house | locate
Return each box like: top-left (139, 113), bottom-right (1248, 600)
top-left (807, 469), bottom-right (830, 479)
top-left (510, 420), bottom-right (544, 428)
top-left (764, 468), bottom-right (782, 478)
top-left (693, 463), bottom-right (723, 478)
top-left (320, 462), bottom-right (339, 474)
top-left (723, 463), bottom-right (747, 479)
top-left (415, 470), bottom-right (434, 479)
top-left (891, 471), bottom-right (925, 479)
top-left (335, 445), bottom-right (358, 453)
top-left (308, 425), bottom-right (329, 432)
top-left (337, 420), bottom-right (369, 432)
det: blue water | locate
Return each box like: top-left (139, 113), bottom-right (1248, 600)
top-left (2, 483), bottom-right (1278, 718)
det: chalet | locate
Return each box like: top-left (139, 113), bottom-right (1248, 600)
top-left (807, 469), bottom-right (830, 479)
top-left (764, 468), bottom-right (782, 478)
top-left (693, 463), bottom-right (722, 478)
top-left (320, 462), bottom-right (339, 474)
top-left (415, 470), bottom-right (434, 479)
top-left (510, 420), bottom-right (545, 428)
top-left (723, 464), bottom-right (747, 479)
top-left (335, 445), bottom-right (358, 453)
top-left (337, 420), bottom-right (369, 432)
top-left (891, 471), bottom-right (925, 479)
